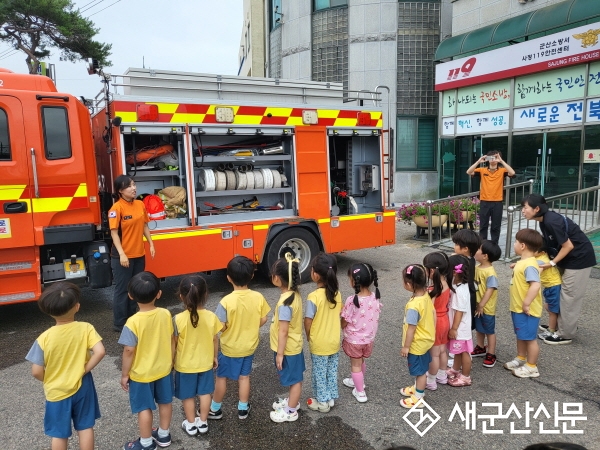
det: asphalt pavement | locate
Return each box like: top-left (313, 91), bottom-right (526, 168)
top-left (1, 222), bottom-right (599, 450)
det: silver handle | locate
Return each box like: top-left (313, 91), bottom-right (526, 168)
top-left (30, 148), bottom-right (40, 198)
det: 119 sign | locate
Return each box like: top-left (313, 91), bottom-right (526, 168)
top-left (447, 57), bottom-right (477, 80)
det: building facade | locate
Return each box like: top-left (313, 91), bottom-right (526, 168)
top-left (238, 0), bottom-right (266, 77)
top-left (239, 0), bottom-right (452, 203)
top-left (436, 0), bottom-right (600, 199)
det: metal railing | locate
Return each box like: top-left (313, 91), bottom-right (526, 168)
top-left (504, 184), bottom-right (600, 259)
top-left (419, 180), bottom-right (535, 245)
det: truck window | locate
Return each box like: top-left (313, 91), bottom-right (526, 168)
top-left (42, 106), bottom-right (72, 160)
top-left (0, 109), bottom-right (10, 161)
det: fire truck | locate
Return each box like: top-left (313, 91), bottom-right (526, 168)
top-left (0, 67), bottom-right (395, 305)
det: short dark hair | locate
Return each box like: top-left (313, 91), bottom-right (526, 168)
top-left (128, 271), bottom-right (160, 304)
top-left (452, 229), bottom-right (482, 256)
top-left (486, 150), bottom-right (502, 158)
top-left (521, 193), bottom-right (548, 216)
top-left (38, 282), bottom-right (81, 317)
top-left (227, 256), bottom-right (255, 287)
top-left (480, 240), bottom-right (502, 263)
top-left (515, 228), bottom-right (543, 252)
top-left (113, 174), bottom-right (135, 200)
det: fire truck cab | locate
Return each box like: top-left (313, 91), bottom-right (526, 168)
top-left (0, 67), bottom-right (395, 305)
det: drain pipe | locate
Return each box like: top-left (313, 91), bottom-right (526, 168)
top-left (375, 85), bottom-right (393, 208)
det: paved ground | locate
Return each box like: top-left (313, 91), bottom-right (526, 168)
top-left (1, 222), bottom-right (599, 450)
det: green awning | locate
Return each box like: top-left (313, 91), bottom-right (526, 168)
top-left (435, 0), bottom-right (600, 61)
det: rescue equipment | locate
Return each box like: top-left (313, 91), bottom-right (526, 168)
top-left (142, 194), bottom-right (167, 220)
top-left (126, 143), bottom-right (174, 165)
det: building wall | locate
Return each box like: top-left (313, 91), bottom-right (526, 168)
top-left (281, 1), bottom-right (312, 80)
top-left (239, 0), bottom-right (266, 77)
top-left (452, 0), bottom-right (567, 35)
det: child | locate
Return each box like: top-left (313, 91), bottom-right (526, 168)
top-left (504, 229), bottom-right (543, 378)
top-left (26, 282), bottom-right (105, 450)
top-left (451, 229), bottom-right (481, 332)
top-left (119, 271), bottom-right (174, 450)
top-left (471, 240), bottom-right (501, 368)
top-left (422, 252), bottom-right (452, 390)
top-left (399, 264), bottom-right (435, 408)
top-left (304, 252), bottom-right (342, 411)
top-left (535, 247), bottom-right (562, 340)
top-left (270, 253), bottom-right (306, 423)
top-left (173, 275), bottom-right (222, 436)
top-left (341, 262), bottom-right (382, 403)
top-left (446, 255), bottom-right (474, 387)
top-left (210, 256), bottom-right (271, 420)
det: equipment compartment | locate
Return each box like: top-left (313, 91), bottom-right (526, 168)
top-left (191, 126), bottom-right (295, 224)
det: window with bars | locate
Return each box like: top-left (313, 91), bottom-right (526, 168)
top-left (396, 117), bottom-right (437, 171)
top-left (312, 7), bottom-right (348, 92)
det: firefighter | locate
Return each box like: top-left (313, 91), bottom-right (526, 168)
top-left (109, 175), bottom-right (156, 332)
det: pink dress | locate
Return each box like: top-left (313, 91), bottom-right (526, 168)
top-left (433, 289), bottom-right (450, 346)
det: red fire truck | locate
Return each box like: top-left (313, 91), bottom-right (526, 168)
top-left (0, 67), bottom-right (395, 305)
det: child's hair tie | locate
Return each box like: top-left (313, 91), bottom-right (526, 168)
top-left (328, 266), bottom-right (332, 269)
top-left (406, 265), bottom-right (413, 274)
top-left (285, 252), bottom-right (300, 289)
top-left (454, 263), bottom-right (463, 274)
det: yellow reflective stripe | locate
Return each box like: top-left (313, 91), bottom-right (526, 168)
top-left (376, 119), bottom-right (383, 127)
top-left (317, 218), bottom-right (330, 224)
top-left (171, 113), bottom-right (206, 123)
top-left (118, 112), bottom-right (137, 122)
top-left (32, 198), bottom-right (72, 213)
top-left (146, 103), bottom-right (179, 114)
top-left (333, 118), bottom-right (358, 127)
top-left (264, 107), bottom-right (293, 117)
top-left (318, 110), bottom-right (339, 119)
top-left (234, 115), bottom-right (263, 125)
top-left (339, 214), bottom-right (376, 222)
top-left (253, 224), bottom-right (269, 231)
top-left (0, 186), bottom-right (27, 200)
top-left (384, 211), bottom-right (396, 217)
top-left (149, 229), bottom-right (222, 241)
top-left (74, 184), bottom-right (87, 198)
top-left (286, 117), bottom-right (303, 126)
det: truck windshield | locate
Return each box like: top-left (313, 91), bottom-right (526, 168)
top-left (0, 109), bottom-right (10, 161)
top-left (42, 106), bottom-right (72, 160)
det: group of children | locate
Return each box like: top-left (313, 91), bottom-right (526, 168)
top-left (398, 229), bottom-right (562, 409)
top-left (27, 252), bottom-right (382, 450)
top-left (26, 227), bottom-right (562, 449)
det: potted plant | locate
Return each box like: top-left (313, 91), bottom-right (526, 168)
top-left (397, 201), bottom-right (449, 228)
top-left (449, 196), bottom-right (480, 226)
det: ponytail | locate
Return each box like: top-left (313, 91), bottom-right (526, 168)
top-left (177, 275), bottom-right (208, 328)
top-left (348, 262), bottom-right (379, 308)
top-left (310, 253), bottom-right (339, 308)
top-left (271, 253), bottom-right (301, 307)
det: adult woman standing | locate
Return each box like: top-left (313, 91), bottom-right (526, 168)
top-left (109, 175), bottom-right (155, 331)
top-left (521, 194), bottom-right (596, 345)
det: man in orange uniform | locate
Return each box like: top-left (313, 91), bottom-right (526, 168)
top-left (467, 151), bottom-right (515, 245)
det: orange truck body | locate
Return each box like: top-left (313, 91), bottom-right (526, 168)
top-left (0, 68), bottom-right (395, 305)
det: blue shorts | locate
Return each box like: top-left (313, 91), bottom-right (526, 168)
top-left (543, 285), bottom-right (561, 314)
top-left (273, 351), bottom-right (306, 386)
top-left (511, 312), bottom-right (541, 341)
top-left (474, 313), bottom-right (496, 335)
top-left (407, 352), bottom-right (432, 377)
top-left (174, 369), bottom-right (215, 400)
top-left (44, 372), bottom-right (100, 439)
top-left (216, 352), bottom-right (254, 380)
top-left (129, 373), bottom-right (173, 414)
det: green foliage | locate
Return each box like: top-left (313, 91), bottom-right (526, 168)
top-left (0, 0), bottom-right (111, 73)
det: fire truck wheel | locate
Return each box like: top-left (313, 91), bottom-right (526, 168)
top-left (262, 227), bottom-right (320, 283)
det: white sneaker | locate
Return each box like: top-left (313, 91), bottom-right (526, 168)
top-left (504, 358), bottom-right (526, 371)
top-left (270, 408), bottom-right (299, 423)
top-left (513, 365), bottom-right (540, 378)
top-left (352, 388), bottom-right (368, 403)
top-left (194, 418), bottom-right (208, 434)
top-left (342, 377), bottom-right (367, 389)
top-left (272, 397), bottom-right (301, 410)
top-left (327, 399), bottom-right (335, 407)
top-left (181, 420), bottom-right (197, 436)
top-left (538, 330), bottom-right (553, 340)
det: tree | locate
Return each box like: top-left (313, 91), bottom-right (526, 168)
top-left (0, 0), bottom-right (111, 74)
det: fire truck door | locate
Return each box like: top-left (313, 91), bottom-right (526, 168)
top-left (0, 95), bottom-right (35, 249)
top-left (29, 100), bottom-right (91, 239)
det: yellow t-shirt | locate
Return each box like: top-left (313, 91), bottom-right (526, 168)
top-left (402, 293), bottom-right (435, 355)
top-left (217, 289), bottom-right (271, 358)
top-left (26, 322), bottom-right (102, 401)
top-left (305, 288), bottom-right (342, 356)
top-left (475, 264), bottom-right (499, 316)
top-left (269, 292), bottom-right (303, 355)
top-left (174, 310), bottom-right (222, 373)
top-left (122, 308), bottom-right (174, 382)
top-left (536, 253), bottom-right (562, 288)
top-left (509, 257), bottom-right (543, 318)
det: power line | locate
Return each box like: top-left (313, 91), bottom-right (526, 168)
top-left (78, 0), bottom-right (103, 10)
top-left (0, 48), bottom-right (16, 58)
top-left (87, 0), bottom-right (121, 17)
top-left (0, 50), bottom-right (19, 60)
top-left (80, 0), bottom-right (106, 14)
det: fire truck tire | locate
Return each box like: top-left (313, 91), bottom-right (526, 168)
top-left (262, 227), bottom-right (320, 283)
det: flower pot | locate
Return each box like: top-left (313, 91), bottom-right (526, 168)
top-left (412, 214), bottom-right (448, 228)
top-left (454, 210), bottom-right (474, 223)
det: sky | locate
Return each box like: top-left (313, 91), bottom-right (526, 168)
top-left (0, 0), bottom-right (244, 99)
